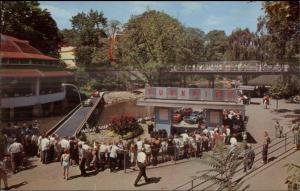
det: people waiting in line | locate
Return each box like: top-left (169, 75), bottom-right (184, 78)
top-left (2, 118), bottom-right (298, 182)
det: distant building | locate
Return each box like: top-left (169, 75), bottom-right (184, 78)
top-left (59, 46), bottom-right (77, 69)
top-left (0, 34), bottom-right (75, 121)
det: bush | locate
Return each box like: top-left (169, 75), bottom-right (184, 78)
top-left (109, 114), bottom-right (143, 136)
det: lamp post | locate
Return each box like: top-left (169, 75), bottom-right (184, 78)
top-left (62, 83), bottom-right (82, 105)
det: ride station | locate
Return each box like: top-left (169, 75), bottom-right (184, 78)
top-left (137, 87), bottom-right (246, 135)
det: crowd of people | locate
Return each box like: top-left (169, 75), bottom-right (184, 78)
top-left (1, 117), bottom-right (299, 189)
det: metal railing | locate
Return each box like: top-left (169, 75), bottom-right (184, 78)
top-left (171, 64), bottom-right (299, 73)
top-left (46, 103), bottom-right (81, 136)
top-left (173, 130), bottom-right (295, 190)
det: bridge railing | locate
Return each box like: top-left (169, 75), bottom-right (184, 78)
top-left (171, 64), bottom-right (299, 73)
top-left (172, 130), bottom-right (294, 191)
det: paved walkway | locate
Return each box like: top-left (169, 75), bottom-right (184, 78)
top-left (6, 98), bottom-right (300, 190)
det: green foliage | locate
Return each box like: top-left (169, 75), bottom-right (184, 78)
top-left (257, 1), bottom-right (300, 60)
top-left (284, 163), bottom-right (300, 191)
top-left (74, 67), bottom-right (90, 88)
top-left (69, 9), bottom-right (109, 66)
top-left (204, 30), bottom-right (228, 61)
top-left (109, 114), bottom-right (143, 136)
top-left (226, 28), bottom-right (256, 61)
top-left (1, 1), bottom-right (61, 57)
top-left (182, 27), bottom-right (206, 64)
top-left (115, 10), bottom-right (187, 84)
top-left (200, 143), bottom-right (249, 191)
top-left (270, 83), bottom-right (287, 99)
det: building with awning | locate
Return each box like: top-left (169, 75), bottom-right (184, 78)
top-left (0, 34), bottom-right (74, 121)
top-left (137, 87), bottom-right (245, 135)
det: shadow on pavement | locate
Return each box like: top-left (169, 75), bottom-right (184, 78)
top-left (68, 171), bottom-right (99, 180)
top-left (250, 101), bottom-right (261, 105)
top-left (136, 177), bottom-right (162, 187)
top-left (268, 156), bottom-right (277, 163)
top-left (276, 109), bottom-right (292, 113)
top-left (236, 132), bottom-right (257, 144)
top-left (7, 181), bottom-right (28, 190)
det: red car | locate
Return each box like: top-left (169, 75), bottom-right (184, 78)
top-left (172, 112), bottom-right (182, 123)
top-left (91, 91), bottom-right (100, 97)
top-left (180, 108), bottom-right (193, 116)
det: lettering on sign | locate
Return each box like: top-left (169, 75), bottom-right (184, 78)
top-left (181, 90), bottom-right (186, 96)
top-left (159, 89), bottom-right (163, 96)
top-left (227, 90), bottom-right (233, 100)
top-left (146, 87), bottom-right (237, 102)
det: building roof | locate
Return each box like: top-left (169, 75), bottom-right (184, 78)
top-left (0, 69), bottom-right (74, 78)
top-left (0, 34), bottom-right (57, 61)
top-left (248, 75), bottom-right (281, 86)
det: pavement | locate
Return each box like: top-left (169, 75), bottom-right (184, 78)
top-left (5, 98), bottom-right (300, 190)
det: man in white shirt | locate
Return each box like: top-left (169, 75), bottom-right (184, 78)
top-left (109, 142), bottom-right (119, 172)
top-left (136, 138), bottom-right (143, 152)
top-left (60, 137), bottom-right (70, 152)
top-left (98, 142), bottom-right (107, 170)
top-left (134, 147), bottom-right (149, 187)
top-left (8, 139), bottom-right (24, 174)
top-left (41, 135), bottom-right (50, 164)
top-left (181, 130), bottom-right (189, 142)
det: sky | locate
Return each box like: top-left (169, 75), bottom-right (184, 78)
top-left (39, 1), bottom-right (264, 35)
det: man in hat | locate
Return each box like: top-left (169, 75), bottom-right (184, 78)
top-left (134, 147), bottom-right (149, 187)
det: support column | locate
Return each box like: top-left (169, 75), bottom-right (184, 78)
top-left (36, 78), bottom-right (40, 96)
top-left (50, 102), bottom-right (54, 114)
top-left (183, 75), bottom-right (186, 87)
top-left (242, 75), bottom-right (248, 85)
top-left (9, 108), bottom-right (14, 120)
top-left (32, 104), bottom-right (42, 117)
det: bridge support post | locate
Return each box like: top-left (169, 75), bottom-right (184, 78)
top-left (208, 76), bottom-right (215, 88)
top-left (242, 75), bottom-right (248, 85)
top-left (9, 108), bottom-right (14, 120)
top-left (183, 75), bottom-right (187, 87)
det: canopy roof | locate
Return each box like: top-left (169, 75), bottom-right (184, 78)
top-left (0, 69), bottom-right (74, 78)
top-left (0, 34), bottom-right (57, 61)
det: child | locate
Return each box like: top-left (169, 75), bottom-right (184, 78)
top-left (61, 149), bottom-right (70, 180)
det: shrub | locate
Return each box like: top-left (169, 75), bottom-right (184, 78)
top-left (109, 114), bottom-right (143, 136)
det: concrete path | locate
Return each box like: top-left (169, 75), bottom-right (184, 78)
top-left (6, 98), bottom-right (300, 190)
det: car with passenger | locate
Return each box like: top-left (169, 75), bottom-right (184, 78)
top-left (83, 98), bottom-right (93, 107)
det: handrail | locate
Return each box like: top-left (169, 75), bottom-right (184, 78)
top-left (173, 130), bottom-right (295, 190)
top-left (46, 103), bottom-right (81, 136)
top-left (75, 93), bottom-right (105, 136)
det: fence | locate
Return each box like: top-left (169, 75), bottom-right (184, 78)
top-left (173, 130), bottom-right (295, 190)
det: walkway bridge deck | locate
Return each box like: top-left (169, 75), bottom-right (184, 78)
top-left (47, 93), bottom-right (105, 138)
top-left (168, 63), bottom-right (299, 75)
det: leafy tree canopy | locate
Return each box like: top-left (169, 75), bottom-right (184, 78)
top-left (115, 10), bottom-right (187, 84)
top-left (1, 1), bottom-right (61, 57)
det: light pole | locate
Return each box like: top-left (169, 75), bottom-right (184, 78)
top-left (62, 83), bottom-right (82, 105)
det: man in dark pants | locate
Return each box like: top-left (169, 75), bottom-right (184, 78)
top-left (134, 148), bottom-right (149, 187)
top-left (79, 144), bottom-right (88, 177)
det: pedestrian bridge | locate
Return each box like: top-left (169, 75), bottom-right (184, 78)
top-left (168, 61), bottom-right (299, 75)
top-left (46, 93), bottom-right (105, 138)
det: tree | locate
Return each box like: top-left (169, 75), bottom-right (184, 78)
top-left (182, 27), bottom-right (206, 64)
top-left (199, 143), bottom-right (249, 191)
top-left (269, 82), bottom-right (286, 110)
top-left (1, 1), bottom-right (61, 57)
top-left (257, 1), bottom-right (300, 61)
top-left (114, 10), bottom-right (186, 85)
top-left (204, 30), bottom-right (228, 61)
top-left (226, 28), bottom-right (256, 61)
top-left (70, 9), bottom-right (108, 66)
